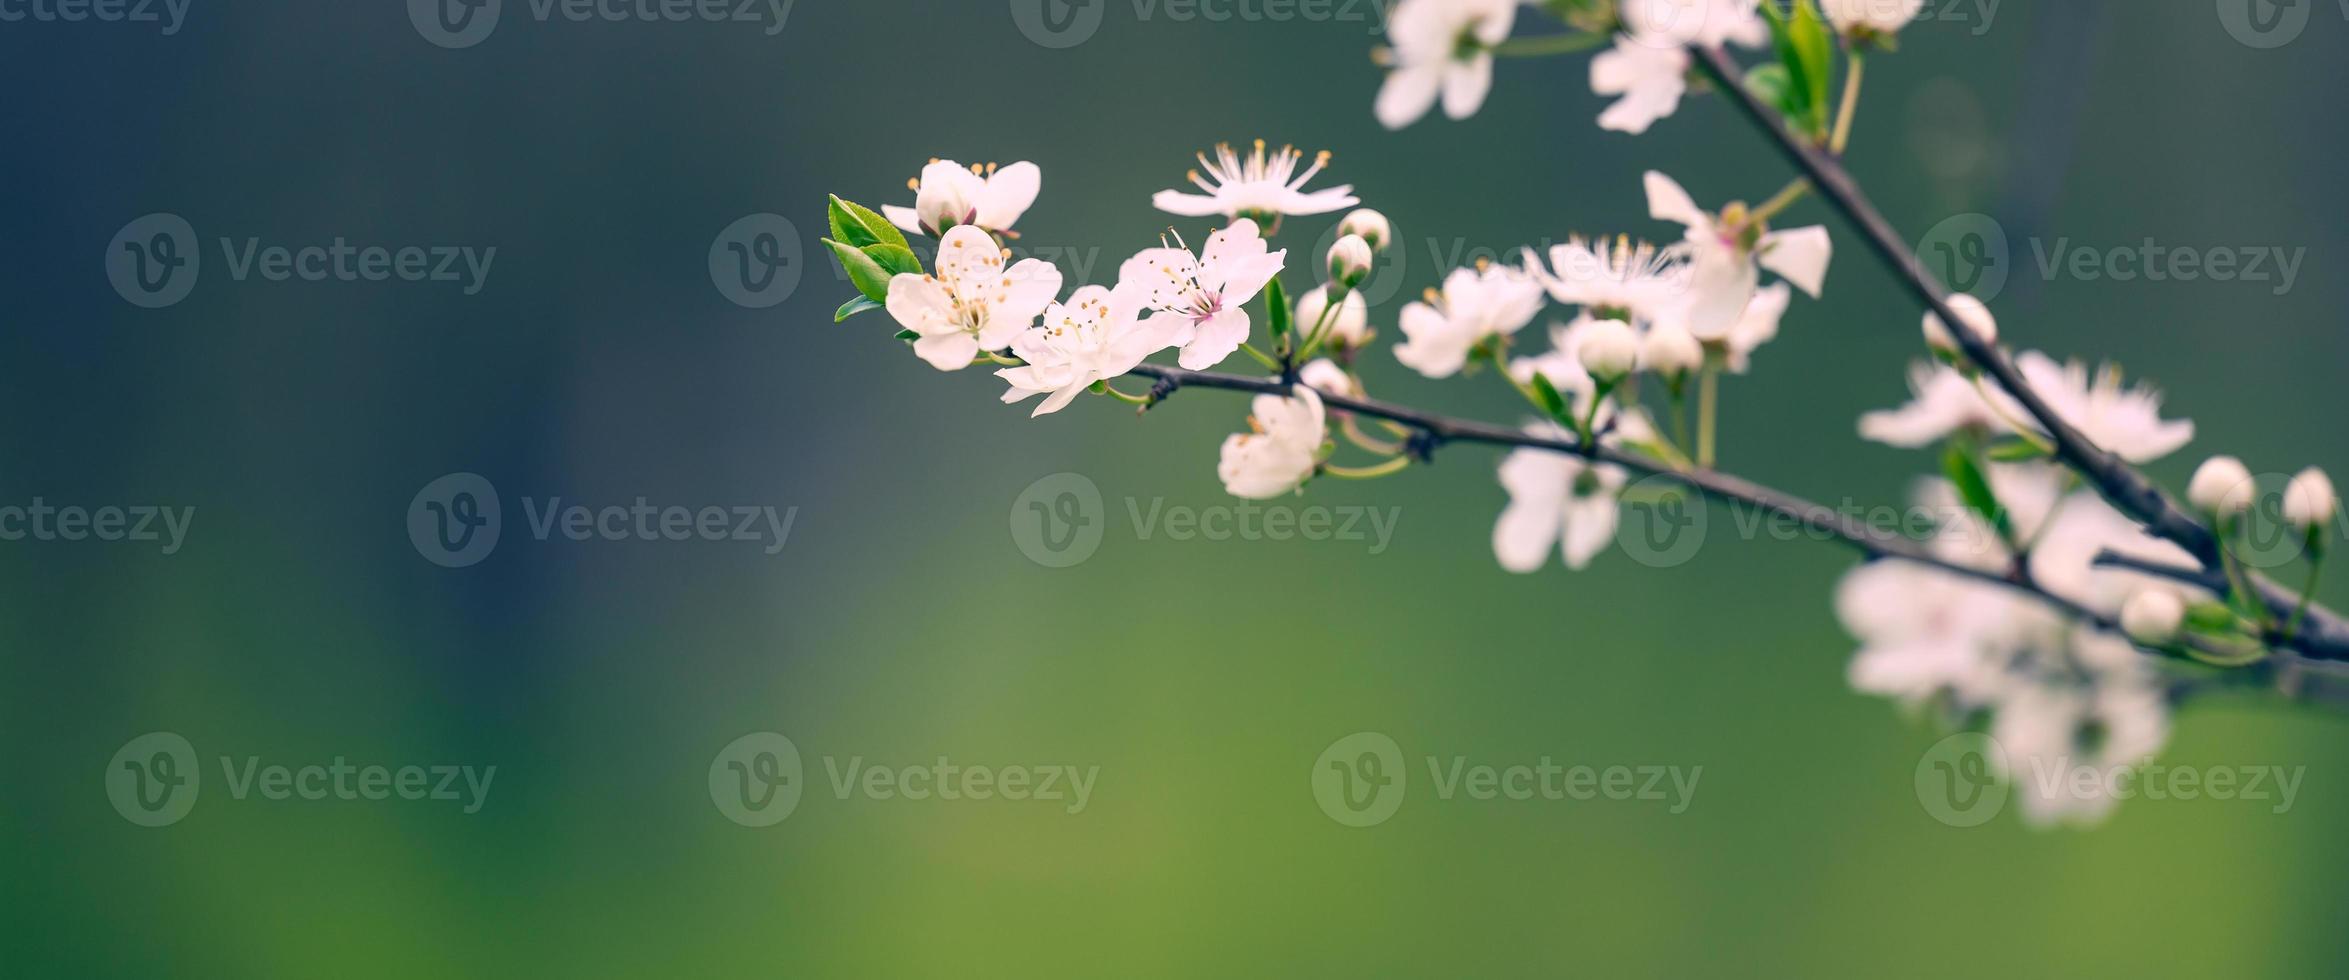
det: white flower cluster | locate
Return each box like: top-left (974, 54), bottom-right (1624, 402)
top-left (830, 0), bottom-right (2342, 830)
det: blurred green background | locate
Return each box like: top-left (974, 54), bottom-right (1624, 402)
top-left (5, 1), bottom-right (2347, 976)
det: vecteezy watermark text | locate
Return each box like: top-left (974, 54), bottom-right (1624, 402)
top-left (1914, 212), bottom-right (2306, 302)
top-left (107, 732), bottom-right (495, 827)
top-left (106, 213), bottom-right (495, 308)
top-left (0, 499), bottom-right (193, 554)
top-left (410, 0), bottom-right (798, 49)
top-left (408, 472), bottom-right (797, 568)
top-left (708, 732), bottom-right (1100, 827)
top-left (1010, 472), bottom-right (1400, 568)
top-left (1311, 732), bottom-right (1701, 828)
top-left (0, 0), bottom-right (192, 33)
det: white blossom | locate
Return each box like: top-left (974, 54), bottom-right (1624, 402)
top-left (1688, 281), bottom-right (1790, 374)
top-left (1299, 358), bottom-right (1362, 399)
top-left (1995, 681), bottom-right (2170, 828)
top-left (1153, 141), bottom-right (1358, 221)
top-left (1375, 0), bottom-right (1517, 129)
top-left (1577, 318), bottom-right (1641, 381)
top-left (884, 160), bottom-right (1041, 237)
top-left (1393, 262), bottom-right (1547, 378)
top-left (2120, 590), bottom-right (2185, 646)
top-left (2017, 353), bottom-right (2195, 464)
top-left (1491, 413), bottom-right (1661, 572)
top-left (1590, 0), bottom-right (1766, 134)
top-left (1219, 387), bottom-right (1326, 499)
top-left (1858, 361), bottom-right (2028, 448)
top-left (1524, 236), bottom-right (1687, 322)
top-left (1120, 219), bottom-right (1287, 371)
top-left (885, 225), bottom-right (1063, 371)
top-left (1819, 0), bottom-right (1924, 36)
top-left (1641, 319), bottom-right (1703, 379)
top-left (997, 284), bottom-right (1182, 417)
top-left (1647, 171), bottom-right (1831, 336)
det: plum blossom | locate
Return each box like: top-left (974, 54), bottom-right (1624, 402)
top-left (1121, 220), bottom-right (1287, 371)
top-left (1647, 171), bottom-right (1831, 336)
top-left (1153, 141), bottom-right (1358, 222)
top-left (884, 160), bottom-right (1041, 237)
top-left (1491, 411), bottom-right (1661, 572)
top-left (1858, 361), bottom-right (2029, 448)
top-left (1524, 236), bottom-right (1688, 322)
top-left (1295, 285), bottom-right (1371, 349)
top-left (1590, 0), bottom-right (1767, 134)
top-left (996, 284), bottom-right (1183, 417)
top-left (1684, 281), bottom-right (1789, 374)
top-left (1995, 680), bottom-right (2170, 828)
top-left (1393, 262), bottom-right (1547, 379)
top-left (1374, 0), bottom-right (1517, 130)
top-left (2285, 467), bottom-right (2338, 531)
top-left (1219, 387), bottom-right (1327, 499)
top-left (1820, 0), bottom-right (1925, 37)
top-left (2017, 353), bottom-right (2195, 464)
top-left (885, 225), bottom-right (1063, 371)
top-left (1299, 358), bottom-right (1362, 399)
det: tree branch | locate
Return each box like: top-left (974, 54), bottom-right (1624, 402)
top-left (1684, 43), bottom-right (2349, 663)
top-left (1686, 44), bottom-right (2219, 565)
top-left (1123, 362), bottom-right (2344, 687)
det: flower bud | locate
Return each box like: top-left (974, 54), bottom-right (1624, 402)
top-left (2285, 467), bottom-right (2338, 532)
top-left (2120, 589), bottom-right (2185, 646)
top-left (1294, 285), bottom-right (1370, 349)
top-left (1641, 320), bottom-right (1703, 380)
top-left (2188, 455), bottom-right (2256, 519)
top-left (1820, 0), bottom-right (1924, 37)
top-left (1327, 234), bottom-right (1374, 290)
top-left (1923, 293), bottom-right (1998, 356)
top-left (1336, 209), bottom-right (1392, 252)
top-left (1578, 319), bottom-right (1641, 383)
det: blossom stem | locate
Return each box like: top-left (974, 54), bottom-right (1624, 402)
top-left (1969, 375), bottom-right (2055, 454)
top-left (1295, 296), bottom-right (1343, 362)
top-left (1342, 414), bottom-right (1405, 456)
top-left (1829, 51), bottom-right (1865, 156)
top-left (1121, 361), bottom-right (2349, 677)
top-left (1749, 179), bottom-right (1811, 225)
top-left (1491, 32), bottom-right (1608, 58)
top-left (1696, 364), bottom-right (1721, 469)
top-left (1092, 382), bottom-right (1151, 406)
top-left (2289, 554), bottom-right (2326, 641)
top-left (1322, 456), bottom-right (1413, 480)
top-left (1239, 342), bottom-right (1282, 372)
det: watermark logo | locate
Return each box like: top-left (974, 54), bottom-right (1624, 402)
top-left (108, 732), bottom-right (495, 825)
top-left (1311, 731), bottom-right (1407, 828)
top-left (709, 731), bottom-right (804, 827)
top-left (106, 212), bottom-right (200, 309)
top-left (107, 731), bottom-right (201, 827)
top-left (409, 472), bottom-right (503, 568)
top-left (2217, 0), bottom-right (2312, 48)
top-left (709, 213), bottom-right (804, 309)
top-left (1617, 477), bottom-right (1709, 568)
top-left (409, 0), bottom-right (501, 48)
top-left (105, 213), bottom-right (497, 307)
top-left (1009, 0), bottom-right (1103, 48)
top-left (0, 500), bottom-right (195, 554)
top-left (1915, 212), bottom-right (2011, 301)
top-left (1915, 731), bottom-right (2010, 827)
top-left (1010, 472), bottom-right (1105, 568)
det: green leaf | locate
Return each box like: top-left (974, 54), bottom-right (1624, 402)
top-left (825, 238), bottom-right (893, 304)
top-left (1787, 0), bottom-right (1836, 135)
top-left (827, 195), bottom-right (909, 252)
top-left (1265, 275), bottom-right (1292, 341)
top-left (1987, 439), bottom-right (2054, 463)
top-left (1531, 373), bottom-right (1569, 421)
top-left (2185, 601), bottom-right (2248, 634)
top-left (836, 295), bottom-right (883, 322)
top-left (895, 329), bottom-right (920, 342)
top-left (862, 243), bottom-right (922, 278)
top-left (1744, 63), bottom-right (1795, 118)
top-left (1941, 440), bottom-right (2014, 542)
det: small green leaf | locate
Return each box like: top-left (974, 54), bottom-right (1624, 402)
top-left (1744, 63), bottom-right (1794, 118)
top-left (2185, 601), bottom-right (2248, 634)
top-left (828, 195), bottom-right (910, 252)
top-left (862, 243), bottom-right (922, 278)
top-left (1531, 373), bottom-right (1569, 421)
top-left (1265, 275), bottom-right (1292, 341)
top-left (1788, 0), bottom-right (1836, 135)
top-left (825, 238), bottom-right (893, 304)
top-left (836, 295), bottom-right (883, 322)
top-left (1987, 439), bottom-right (2053, 463)
top-left (1941, 440), bottom-right (2013, 542)
top-left (895, 329), bottom-right (920, 342)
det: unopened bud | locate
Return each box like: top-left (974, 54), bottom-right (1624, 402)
top-left (2188, 455), bottom-right (2256, 520)
top-left (2120, 589), bottom-right (2185, 646)
top-left (1640, 321), bottom-right (1703, 380)
top-left (1579, 319), bottom-right (1641, 383)
top-left (1328, 234), bottom-right (1374, 290)
top-left (1923, 293), bottom-right (1998, 356)
top-left (1295, 285), bottom-right (1370, 348)
top-left (2285, 467), bottom-right (2338, 532)
top-left (1336, 209), bottom-right (1392, 252)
